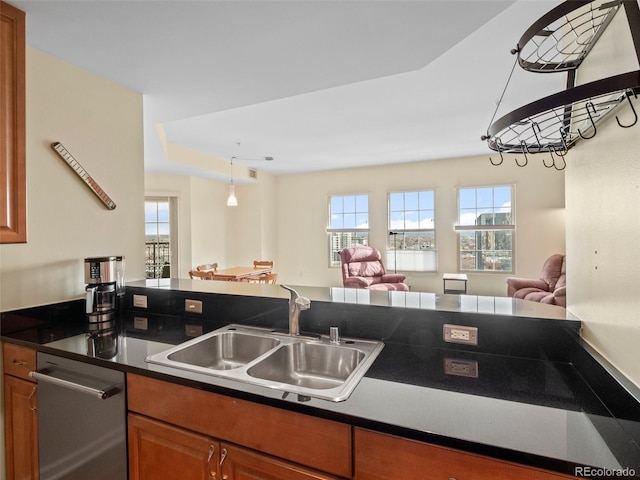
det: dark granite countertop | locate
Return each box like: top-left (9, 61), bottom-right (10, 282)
top-left (2, 283), bottom-right (639, 479)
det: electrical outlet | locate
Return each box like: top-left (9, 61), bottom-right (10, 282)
top-left (133, 317), bottom-right (148, 330)
top-left (444, 358), bottom-right (479, 378)
top-left (185, 299), bottom-right (203, 314)
top-left (443, 324), bottom-right (478, 346)
top-left (133, 294), bottom-right (147, 308)
top-left (185, 324), bottom-right (203, 337)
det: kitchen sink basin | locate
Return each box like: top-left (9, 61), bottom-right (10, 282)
top-left (247, 342), bottom-right (364, 390)
top-left (145, 325), bottom-right (383, 402)
top-left (167, 331), bottom-right (280, 370)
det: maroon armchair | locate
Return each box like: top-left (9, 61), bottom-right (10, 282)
top-left (506, 254), bottom-right (566, 307)
top-left (339, 246), bottom-right (409, 291)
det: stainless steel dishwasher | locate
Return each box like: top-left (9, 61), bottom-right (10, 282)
top-left (30, 352), bottom-right (127, 479)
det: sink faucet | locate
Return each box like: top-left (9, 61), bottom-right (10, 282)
top-left (281, 285), bottom-right (311, 336)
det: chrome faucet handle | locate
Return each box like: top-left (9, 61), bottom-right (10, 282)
top-left (295, 296), bottom-right (311, 310)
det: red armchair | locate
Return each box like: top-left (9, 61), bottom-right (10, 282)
top-left (339, 246), bottom-right (409, 291)
top-left (506, 254), bottom-right (566, 307)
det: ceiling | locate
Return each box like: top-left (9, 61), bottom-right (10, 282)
top-left (12, 0), bottom-right (565, 181)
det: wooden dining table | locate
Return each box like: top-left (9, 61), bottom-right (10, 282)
top-left (211, 266), bottom-right (272, 281)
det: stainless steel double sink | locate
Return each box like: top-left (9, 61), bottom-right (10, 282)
top-left (145, 325), bottom-right (384, 402)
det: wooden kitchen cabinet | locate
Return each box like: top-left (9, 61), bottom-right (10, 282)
top-left (3, 343), bottom-right (38, 479)
top-left (354, 428), bottom-right (578, 480)
top-left (128, 412), bottom-right (341, 480)
top-left (127, 373), bottom-right (351, 478)
top-left (0, 1), bottom-right (27, 244)
top-left (219, 443), bottom-right (340, 480)
top-left (128, 413), bottom-right (220, 480)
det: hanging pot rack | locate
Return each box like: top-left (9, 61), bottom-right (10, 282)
top-left (516, 0), bottom-right (623, 73)
top-left (482, 0), bottom-right (640, 168)
top-left (485, 70), bottom-right (640, 154)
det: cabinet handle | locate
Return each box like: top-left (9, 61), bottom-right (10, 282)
top-left (207, 445), bottom-right (216, 479)
top-left (12, 359), bottom-right (28, 366)
top-left (28, 386), bottom-right (37, 413)
top-left (220, 448), bottom-right (228, 480)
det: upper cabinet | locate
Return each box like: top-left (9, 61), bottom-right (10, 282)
top-left (1, 1), bottom-right (26, 243)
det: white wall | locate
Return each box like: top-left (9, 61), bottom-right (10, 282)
top-left (0, 48), bottom-right (144, 311)
top-left (275, 154), bottom-right (566, 295)
top-left (565, 1), bottom-right (640, 387)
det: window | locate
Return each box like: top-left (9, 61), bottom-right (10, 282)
top-left (455, 185), bottom-right (514, 272)
top-left (387, 190), bottom-right (437, 272)
top-left (145, 198), bottom-right (172, 279)
top-left (328, 194), bottom-right (369, 267)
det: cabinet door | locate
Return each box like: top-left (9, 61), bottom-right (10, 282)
top-left (219, 444), bottom-right (341, 480)
top-left (4, 375), bottom-right (38, 480)
top-left (0, 1), bottom-right (27, 244)
top-left (354, 428), bottom-right (577, 480)
top-left (128, 413), bottom-right (219, 480)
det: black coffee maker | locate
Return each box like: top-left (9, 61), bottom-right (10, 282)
top-left (84, 256), bottom-right (124, 324)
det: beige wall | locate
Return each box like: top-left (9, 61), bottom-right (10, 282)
top-left (229, 172), bottom-right (278, 268)
top-left (0, 48), bottom-right (145, 311)
top-left (153, 153), bottom-right (565, 296)
top-left (565, 1), bottom-right (640, 387)
top-left (145, 173), bottom-right (193, 278)
top-left (145, 172), bottom-right (278, 277)
top-left (275, 155), bottom-right (566, 295)
top-left (0, 47), bottom-right (144, 480)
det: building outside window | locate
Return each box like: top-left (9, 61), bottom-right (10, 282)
top-left (328, 194), bottom-right (369, 267)
top-left (455, 185), bottom-right (514, 272)
top-left (387, 190), bottom-right (436, 272)
top-left (145, 198), bottom-right (171, 279)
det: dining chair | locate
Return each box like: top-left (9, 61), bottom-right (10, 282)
top-left (243, 272), bottom-right (278, 284)
top-left (196, 263), bottom-right (218, 272)
top-left (260, 273), bottom-right (278, 284)
top-left (253, 260), bottom-right (274, 269)
top-left (246, 260), bottom-right (274, 282)
top-left (189, 270), bottom-right (213, 280)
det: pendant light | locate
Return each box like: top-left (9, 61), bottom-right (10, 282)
top-left (226, 156), bottom-right (238, 207)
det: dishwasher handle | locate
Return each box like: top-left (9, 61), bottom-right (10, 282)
top-left (29, 369), bottom-right (120, 400)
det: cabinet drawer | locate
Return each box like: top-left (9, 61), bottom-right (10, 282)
top-left (354, 428), bottom-right (577, 480)
top-left (128, 374), bottom-right (352, 478)
top-left (3, 343), bottom-right (36, 381)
